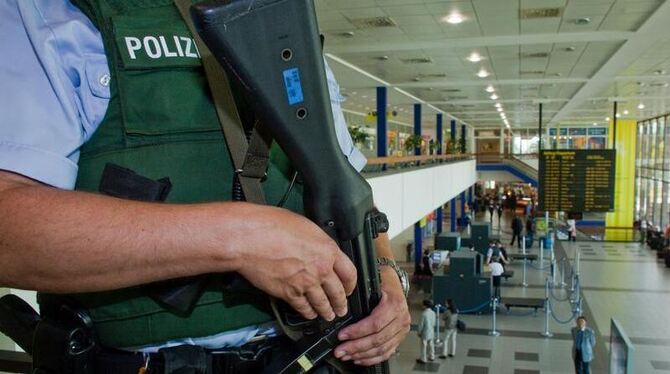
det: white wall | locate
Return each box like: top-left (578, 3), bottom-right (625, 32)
top-left (477, 170), bottom-right (524, 183)
top-left (367, 159), bottom-right (477, 239)
top-left (520, 158), bottom-right (539, 170)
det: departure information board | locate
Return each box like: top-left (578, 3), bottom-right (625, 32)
top-left (539, 150), bottom-right (616, 212)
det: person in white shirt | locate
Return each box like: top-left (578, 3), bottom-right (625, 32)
top-left (416, 299), bottom-right (437, 364)
top-left (489, 258), bottom-right (505, 300)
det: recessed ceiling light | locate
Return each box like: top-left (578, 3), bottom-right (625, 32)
top-left (444, 12), bottom-right (465, 24)
top-left (564, 46), bottom-right (576, 52)
top-left (376, 55), bottom-right (389, 61)
top-left (490, 94), bottom-right (499, 100)
top-left (574, 17), bottom-right (591, 25)
top-left (593, 123), bottom-right (598, 126)
top-left (497, 107), bottom-right (503, 112)
top-left (467, 52), bottom-right (483, 63)
top-left (638, 103), bottom-right (645, 109)
top-left (615, 113), bottom-right (621, 118)
top-left (495, 102), bottom-right (502, 108)
top-left (477, 69), bottom-right (490, 78)
top-left (485, 85), bottom-right (495, 93)
top-left (623, 110), bottom-right (629, 115)
top-left (606, 117), bottom-right (610, 121)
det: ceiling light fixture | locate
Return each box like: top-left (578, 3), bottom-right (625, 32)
top-left (606, 117), bottom-right (610, 121)
top-left (593, 123), bottom-right (598, 126)
top-left (467, 52), bottom-right (482, 63)
top-left (497, 107), bottom-right (503, 112)
top-left (485, 85), bottom-right (495, 93)
top-left (623, 110), bottom-right (629, 115)
top-left (444, 12), bottom-right (465, 24)
top-left (490, 94), bottom-right (499, 100)
top-left (574, 17), bottom-right (591, 25)
top-left (495, 102), bottom-right (502, 108)
top-left (638, 103), bottom-right (646, 109)
top-left (477, 69), bottom-right (490, 78)
top-left (615, 113), bottom-right (621, 118)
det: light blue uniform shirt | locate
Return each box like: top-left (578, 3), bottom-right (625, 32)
top-left (0, 0), bottom-right (365, 190)
top-left (1, 0), bottom-right (366, 350)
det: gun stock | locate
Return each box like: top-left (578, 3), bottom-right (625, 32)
top-left (191, 1), bottom-right (388, 372)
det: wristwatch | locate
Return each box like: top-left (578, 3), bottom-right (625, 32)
top-left (376, 257), bottom-right (410, 298)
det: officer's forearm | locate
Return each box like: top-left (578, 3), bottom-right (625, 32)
top-left (0, 171), bottom-right (252, 293)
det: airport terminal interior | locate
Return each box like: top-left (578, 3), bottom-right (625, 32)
top-left (3, 0), bottom-right (670, 373)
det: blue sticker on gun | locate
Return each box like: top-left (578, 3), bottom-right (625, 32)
top-left (283, 68), bottom-right (304, 105)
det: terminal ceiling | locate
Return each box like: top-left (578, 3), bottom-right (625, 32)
top-left (316, 0), bottom-right (670, 131)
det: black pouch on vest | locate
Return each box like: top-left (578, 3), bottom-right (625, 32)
top-left (98, 163), bottom-right (205, 315)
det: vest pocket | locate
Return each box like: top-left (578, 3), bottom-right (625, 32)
top-left (111, 15), bottom-right (221, 137)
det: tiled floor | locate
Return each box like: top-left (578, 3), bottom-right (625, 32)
top-left (388, 212), bottom-right (670, 373)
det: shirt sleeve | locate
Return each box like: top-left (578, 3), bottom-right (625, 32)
top-left (0, 0), bottom-right (109, 189)
top-left (323, 58), bottom-right (367, 172)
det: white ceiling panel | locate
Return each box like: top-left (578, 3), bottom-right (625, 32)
top-left (316, 0), bottom-right (670, 128)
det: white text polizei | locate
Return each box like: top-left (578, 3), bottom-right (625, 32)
top-left (124, 36), bottom-right (201, 60)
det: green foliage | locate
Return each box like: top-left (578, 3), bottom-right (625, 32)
top-left (403, 134), bottom-right (423, 153)
top-left (348, 126), bottom-right (370, 146)
top-left (447, 139), bottom-right (459, 154)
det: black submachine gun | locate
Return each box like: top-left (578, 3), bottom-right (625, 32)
top-left (191, 0), bottom-right (390, 373)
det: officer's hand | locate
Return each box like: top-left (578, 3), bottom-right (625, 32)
top-left (333, 267), bottom-right (411, 366)
top-left (235, 207), bottom-right (357, 321)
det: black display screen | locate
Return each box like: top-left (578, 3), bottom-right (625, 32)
top-left (539, 150), bottom-right (616, 212)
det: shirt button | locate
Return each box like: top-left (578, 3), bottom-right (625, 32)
top-left (99, 74), bottom-right (111, 87)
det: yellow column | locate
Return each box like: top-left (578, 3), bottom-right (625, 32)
top-left (605, 120), bottom-right (637, 241)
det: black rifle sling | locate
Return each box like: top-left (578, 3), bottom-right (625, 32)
top-left (175, 0), bottom-right (270, 205)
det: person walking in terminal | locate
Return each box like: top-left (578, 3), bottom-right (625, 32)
top-left (571, 316), bottom-right (596, 374)
top-left (489, 258), bottom-right (504, 300)
top-left (416, 299), bottom-right (437, 364)
top-left (488, 199), bottom-right (495, 223)
top-left (510, 214), bottom-right (524, 248)
top-left (439, 299), bottom-right (458, 359)
top-left (496, 203), bottom-right (503, 225)
top-left (567, 218), bottom-right (578, 242)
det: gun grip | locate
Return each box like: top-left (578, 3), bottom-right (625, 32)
top-left (0, 294), bottom-right (40, 354)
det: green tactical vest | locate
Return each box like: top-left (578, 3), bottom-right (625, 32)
top-left (54, 0), bottom-right (304, 349)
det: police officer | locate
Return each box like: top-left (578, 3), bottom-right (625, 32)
top-left (0, 0), bottom-right (410, 371)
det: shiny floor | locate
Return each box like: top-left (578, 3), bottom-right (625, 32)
top-left (388, 214), bottom-right (670, 374)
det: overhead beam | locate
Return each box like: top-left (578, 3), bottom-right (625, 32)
top-left (327, 31), bottom-right (632, 54)
top-left (549, 1), bottom-right (670, 125)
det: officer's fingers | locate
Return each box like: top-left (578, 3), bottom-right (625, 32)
top-left (306, 287), bottom-right (336, 322)
top-left (338, 292), bottom-right (392, 341)
top-left (347, 317), bottom-right (406, 360)
top-left (288, 295), bottom-right (318, 320)
top-left (350, 328), bottom-right (406, 365)
top-left (333, 251), bottom-right (357, 296)
top-left (322, 273), bottom-right (348, 318)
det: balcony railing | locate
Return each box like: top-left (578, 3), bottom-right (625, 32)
top-left (362, 154), bottom-right (475, 175)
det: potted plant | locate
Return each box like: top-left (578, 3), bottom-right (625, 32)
top-left (347, 126), bottom-right (370, 147)
top-left (403, 134), bottom-right (423, 154)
